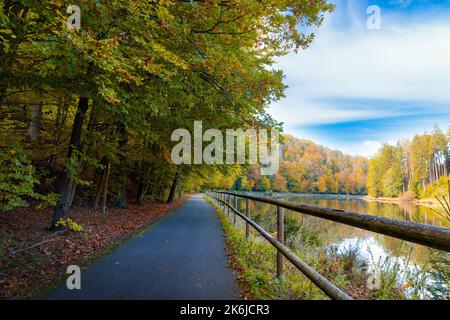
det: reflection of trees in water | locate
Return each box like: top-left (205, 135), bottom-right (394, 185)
top-left (233, 195), bottom-right (438, 267)
top-left (397, 202), bottom-right (442, 226)
top-left (300, 214), bottom-right (369, 244)
top-left (237, 195), bottom-right (443, 226)
top-left (379, 235), bottom-right (429, 265)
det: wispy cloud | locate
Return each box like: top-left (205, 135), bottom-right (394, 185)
top-left (269, 0), bottom-right (450, 157)
top-left (388, 0), bottom-right (413, 9)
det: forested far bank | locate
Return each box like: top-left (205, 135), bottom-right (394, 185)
top-left (368, 126), bottom-right (449, 200)
top-left (199, 128), bottom-right (450, 201)
top-left (196, 135), bottom-right (369, 195)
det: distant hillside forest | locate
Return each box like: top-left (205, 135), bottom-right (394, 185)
top-left (206, 127), bottom-right (450, 199)
top-left (368, 126), bottom-right (449, 200)
top-left (230, 135), bottom-right (369, 195)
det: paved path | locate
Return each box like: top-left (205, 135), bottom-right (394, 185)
top-left (47, 195), bottom-right (240, 300)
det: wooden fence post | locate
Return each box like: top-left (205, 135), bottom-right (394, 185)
top-left (227, 194), bottom-right (230, 218)
top-left (245, 198), bottom-right (250, 239)
top-left (234, 195), bottom-right (237, 226)
top-left (223, 193), bottom-right (226, 213)
top-left (277, 206), bottom-right (284, 279)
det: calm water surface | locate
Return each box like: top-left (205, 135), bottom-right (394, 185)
top-left (235, 193), bottom-right (445, 271)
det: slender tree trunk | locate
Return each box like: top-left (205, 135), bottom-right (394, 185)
top-left (51, 97), bottom-right (89, 229)
top-left (136, 182), bottom-right (147, 204)
top-left (93, 174), bottom-right (105, 210)
top-left (86, 103), bottom-right (98, 133)
top-left (28, 103), bottom-right (42, 142)
top-left (66, 97), bottom-right (89, 158)
top-left (445, 157), bottom-right (450, 200)
top-left (118, 182), bottom-right (127, 208)
top-left (92, 173), bottom-right (104, 209)
top-left (178, 188), bottom-right (184, 199)
top-left (68, 182), bottom-right (77, 208)
top-left (118, 123), bottom-right (128, 209)
top-left (93, 156), bottom-right (107, 210)
top-left (48, 101), bottom-right (64, 168)
top-left (78, 102), bottom-right (98, 195)
top-left (167, 171), bottom-right (180, 203)
top-left (444, 157), bottom-right (448, 178)
top-left (443, 156), bottom-right (447, 178)
top-left (447, 176), bottom-right (450, 201)
top-left (102, 160), bottom-right (111, 215)
top-left (0, 86), bottom-right (6, 120)
top-left (433, 158), bottom-right (438, 182)
top-left (54, 102), bottom-right (62, 135)
top-left (429, 163), bottom-right (433, 184)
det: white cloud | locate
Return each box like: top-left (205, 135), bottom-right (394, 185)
top-left (362, 140), bottom-right (382, 148)
top-left (269, 7), bottom-right (450, 126)
top-left (361, 140), bottom-right (383, 157)
top-left (269, 99), bottom-right (381, 126)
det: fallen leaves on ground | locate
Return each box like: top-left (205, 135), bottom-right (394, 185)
top-left (0, 197), bottom-right (188, 299)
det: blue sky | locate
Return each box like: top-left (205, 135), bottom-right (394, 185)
top-left (269, 0), bottom-right (450, 157)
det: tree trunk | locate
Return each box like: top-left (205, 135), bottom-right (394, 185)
top-left (0, 86), bottom-right (6, 120)
top-left (102, 160), bottom-right (111, 215)
top-left (118, 123), bottom-right (128, 209)
top-left (429, 163), bottom-right (433, 184)
top-left (119, 186), bottom-right (126, 208)
top-left (136, 182), bottom-right (147, 204)
top-left (433, 158), bottom-right (438, 182)
top-left (445, 157), bottom-right (450, 200)
top-left (66, 97), bottom-right (89, 158)
top-left (86, 103), bottom-right (98, 133)
top-left (167, 171), bottom-right (180, 203)
top-left (51, 175), bottom-right (75, 229)
top-left (51, 97), bottom-right (89, 229)
top-left (92, 173), bottom-right (104, 209)
top-left (93, 157), bottom-right (108, 210)
top-left (68, 182), bottom-right (77, 208)
top-left (28, 103), bottom-right (42, 142)
top-left (444, 157), bottom-right (448, 178)
top-left (447, 176), bottom-right (450, 202)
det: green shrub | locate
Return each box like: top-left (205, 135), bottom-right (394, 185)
top-left (0, 135), bottom-right (57, 211)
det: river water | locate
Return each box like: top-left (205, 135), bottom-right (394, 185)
top-left (235, 193), bottom-right (445, 276)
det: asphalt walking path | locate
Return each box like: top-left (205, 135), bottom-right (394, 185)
top-left (47, 194), bottom-right (240, 300)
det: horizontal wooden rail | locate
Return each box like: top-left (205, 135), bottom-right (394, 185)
top-left (207, 192), bottom-right (352, 300)
top-left (217, 191), bottom-right (450, 252)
